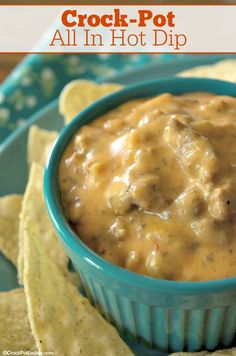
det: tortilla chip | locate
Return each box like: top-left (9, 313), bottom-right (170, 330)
top-left (0, 288), bottom-right (36, 352)
top-left (27, 125), bottom-right (58, 167)
top-left (179, 59), bottom-right (236, 82)
top-left (23, 218), bottom-right (133, 355)
top-left (0, 194), bottom-right (22, 265)
top-left (18, 163), bottom-right (77, 285)
top-left (59, 80), bottom-right (123, 125)
top-left (171, 349), bottom-right (236, 356)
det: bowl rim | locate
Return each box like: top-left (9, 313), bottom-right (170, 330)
top-left (44, 76), bottom-right (236, 294)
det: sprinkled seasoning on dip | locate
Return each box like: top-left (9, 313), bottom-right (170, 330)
top-left (59, 92), bottom-right (236, 281)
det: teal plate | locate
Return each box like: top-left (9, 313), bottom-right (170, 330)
top-left (1, 55), bottom-right (236, 355)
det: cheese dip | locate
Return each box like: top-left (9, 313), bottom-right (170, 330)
top-left (59, 92), bottom-right (236, 281)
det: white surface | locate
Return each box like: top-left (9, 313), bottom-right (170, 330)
top-left (0, 5), bottom-right (235, 53)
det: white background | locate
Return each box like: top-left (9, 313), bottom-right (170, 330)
top-left (0, 5), bottom-right (235, 53)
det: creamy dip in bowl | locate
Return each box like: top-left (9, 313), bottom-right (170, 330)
top-left (44, 77), bottom-right (236, 353)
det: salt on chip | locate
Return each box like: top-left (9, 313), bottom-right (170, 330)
top-left (59, 80), bottom-right (123, 125)
top-left (179, 59), bottom-right (236, 83)
top-left (171, 349), bottom-right (236, 356)
top-left (0, 288), bottom-right (36, 352)
top-left (27, 125), bottom-right (58, 167)
top-left (18, 162), bottom-right (73, 285)
top-left (0, 194), bottom-right (22, 265)
top-left (23, 218), bottom-right (133, 356)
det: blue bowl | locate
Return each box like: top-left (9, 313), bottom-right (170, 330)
top-left (44, 77), bottom-right (236, 353)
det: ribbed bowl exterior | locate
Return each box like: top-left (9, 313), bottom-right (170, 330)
top-left (66, 245), bottom-right (236, 353)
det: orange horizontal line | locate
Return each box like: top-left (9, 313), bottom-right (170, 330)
top-left (0, 51), bottom-right (235, 54)
top-left (0, 4), bottom-right (235, 6)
